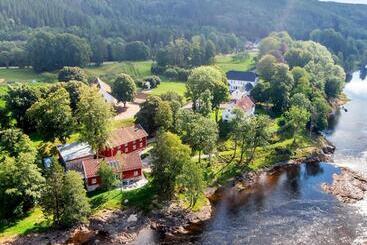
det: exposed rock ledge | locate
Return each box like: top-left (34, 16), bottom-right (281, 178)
top-left (322, 168), bottom-right (367, 203)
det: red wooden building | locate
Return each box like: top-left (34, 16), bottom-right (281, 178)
top-left (99, 124), bottom-right (148, 157)
top-left (82, 152), bottom-right (143, 191)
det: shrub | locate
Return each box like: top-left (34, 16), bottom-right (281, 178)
top-left (164, 68), bottom-right (179, 80)
top-left (58, 67), bottom-right (87, 83)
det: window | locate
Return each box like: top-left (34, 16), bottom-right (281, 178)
top-left (91, 178), bottom-right (97, 184)
top-left (133, 144), bottom-right (136, 150)
top-left (134, 171), bottom-right (139, 176)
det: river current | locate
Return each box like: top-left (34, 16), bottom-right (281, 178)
top-left (135, 71), bottom-right (367, 244)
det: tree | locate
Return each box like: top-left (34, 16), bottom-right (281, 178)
top-left (112, 73), bottom-right (137, 107)
top-left (256, 54), bottom-right (278, 81)
top-left (77, 87), bottom-right (113, 155)
top-left (285, 106), bottom-right (311, 144)
top-left (124, 41), bottom-right (150, 61)
top-left (26, 31), bottom-right (91, 72)
top-left (186, 66), bottom-right (229, 121)
top-left (0, 51), bottom-right (11, 68)
top-left (269, 64), bottom-right (294, 114)
top-left (311, 97), bottom-right (331, 131)
top-left (60, 171), bottom-right (91, 227)
top-left (237, 115), bottom-right (271, 164)
top-left (0, 153), bottom-right (45, 219)
top-left (40, 160), bottom-right (65, 226)
top-left (325, 77), bottom-right (343, 99)
top-left (178, 160), bottom-right (205, 208)
top-left (63, 80), bottom-right (89, 112)
top-left (135, 96), bottom-right (162, 135)
top-left (290, 93), bottom-right (312, 111)
top-left (197, 90), bottom-right (213, 117)
top-left (285, 48), bottom-right (312, 68)
top-left (91, 36), bottom-right (108, 66)
top-left (154, 101), bottom-right (173, 130)
top-left (151, 131), bottom-right (191, 200)
top-left (98, 161), bottom-right (118, 191)
top-left (58, 67), bottom-right (87, 83)
top-left (0, 128), bottom-right (35, 158)
top-left (251, 81), bottom-right (270, 103)
top-left (27, 87), bottom-right (74, 142)
top-left (5, 83), bottom-right (40, 131)
top-left (178, 114), bottom-right (218, 164)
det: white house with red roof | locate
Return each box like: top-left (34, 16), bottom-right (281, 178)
top-left (82, 152), bottom-right (143, 192)
top-left (222, 95), bottom-right (255, 122)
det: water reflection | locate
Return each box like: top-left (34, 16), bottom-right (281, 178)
top-left (326, 71), bottom-right (367, 175)
top-left (195, 163), bottom-right (365, 245)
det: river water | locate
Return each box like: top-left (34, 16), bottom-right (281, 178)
top-left (136, 71), bottom-right (367, 244)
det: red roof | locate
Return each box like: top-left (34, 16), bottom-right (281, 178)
top-left (82, 152), bottom-right (142, 179)
top-left (107, 124), bottom-right (148, 148)
top-left (235, 96), bottom-right (255, 112)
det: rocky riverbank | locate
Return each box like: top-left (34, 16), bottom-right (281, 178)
top-left (322, 168), bottom-right (367, 203)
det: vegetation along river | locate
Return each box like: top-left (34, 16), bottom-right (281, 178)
top-left (136, 71), bottom-right (367, 244)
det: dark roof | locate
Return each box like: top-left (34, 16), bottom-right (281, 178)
top-left (245, 83), bottom-right (254, 92)
top-left (226, 71), bottom-right (257, 82)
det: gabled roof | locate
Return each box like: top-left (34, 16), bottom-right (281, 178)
top-left (92, 77), bottom-right (112, 93)
top-left (245, 83), bottom-right (254, 92)
top-left (106, 124), bottom-right (148, 148)
top-left (99, 88), bottom-right (118, 105)
top-left (82, 152), bottom-right (142, 179)
top-left (57, 142), bottom-right (94, 162)
top-left (235, 96), bottom-right (255, 112)
top-left (226, 71), bottom-right (257, 82)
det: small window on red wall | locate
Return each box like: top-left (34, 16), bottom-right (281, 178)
top-left (91, 178), bottom-right (97, 184)
top-left (134, 171), bottom-right (139, 176)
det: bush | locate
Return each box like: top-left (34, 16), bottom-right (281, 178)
top-left (176, 67), bottom-right (191, 81)
top-left (164, 68), bottom-right (179, 80)
top-left (151, 63), bottom-right (166, 75)
top-left (58, 67), bottom-right (87, 83)
top-left (145, 75), bottom-right (161, 88)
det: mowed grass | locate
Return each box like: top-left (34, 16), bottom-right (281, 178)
top-left (84, 61), bottom-right (153, 82)
top-left (0, 208), bottom-right (50, 242)
top-left (0, 68), bottom-right (57, 83)
top-left (150, 80), bottom-right (186, 97)
top-left (215, 53), bottom-right (256, 73)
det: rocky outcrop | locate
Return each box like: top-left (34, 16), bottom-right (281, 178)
top-left (322, 168), bottom-right (367, 203)
top-left (150, 197), bottom-right (213, 237)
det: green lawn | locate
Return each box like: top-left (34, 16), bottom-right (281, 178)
top-left (150, 81), bottom-right (186, 97)
top-left (0, 68), bottom-right (57, 83)
top-left (84, 61), bottom-right (153, 83)
top-left (0, 208), bottom-right (50, 242)
top-left (215, 53), bottom-right (256, 73)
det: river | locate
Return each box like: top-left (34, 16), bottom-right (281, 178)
top-left (135, 71), bottom-right (367, 244)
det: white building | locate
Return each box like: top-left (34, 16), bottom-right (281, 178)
top-left (222, 95), bottom-right (255, 122)
top-left (226, 71), bottom-right (257, 94)
top-left (91, 77), bottom-right (118, 106)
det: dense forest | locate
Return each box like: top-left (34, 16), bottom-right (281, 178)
top-left (0, 0), bottom-right (367, 72)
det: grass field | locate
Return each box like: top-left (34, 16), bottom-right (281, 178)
top-left (150, 80), bottom-right (186, 97)
top-left (0, 68), bottom-right (57, 83)
top-left (0, 208), bottom-right (50, 241)
top-left (215, 53), bottom-right (256, 73)
top-left (84, 61), bottom-right (153, 83)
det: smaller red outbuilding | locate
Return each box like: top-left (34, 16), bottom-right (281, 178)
top-left (82, 152), bottom-right (143, 192)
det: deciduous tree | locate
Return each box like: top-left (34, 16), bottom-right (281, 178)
top-left (112, 74), bottom-right (137, 107)
top-left (77, 87), bottom-right (113, 155)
